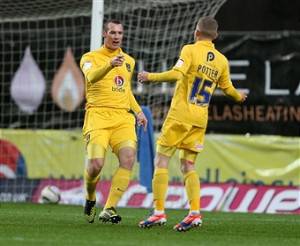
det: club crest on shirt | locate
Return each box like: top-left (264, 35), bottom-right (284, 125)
top-left (114, 75), bottom-right (125, 86)
top-left (125, 63), bottom-right (131, 72)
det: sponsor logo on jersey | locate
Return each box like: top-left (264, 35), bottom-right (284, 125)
top-left (112, 75), bottom-right (125, 92)
top-left (112, 87), bottom-right (125, 92)
top-left (175, 59), bottom-right (184, 68)
top-left (114, 75), bottom-right (124, 86)
top-left (126, 63), bottom-right (131, 72)
top-left (207, 52), bottom-right (215, 62)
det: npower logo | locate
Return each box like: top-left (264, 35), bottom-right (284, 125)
top-left (117, 183), bottom-right (300, 214)
top-left (28, 180), bottom-right (300, 215)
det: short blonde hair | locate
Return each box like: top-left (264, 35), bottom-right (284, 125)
top-left (196, 16), bottom-right (218, 39)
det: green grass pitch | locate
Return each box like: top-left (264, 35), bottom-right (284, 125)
top-left (0, 203), bottom-right (299, 246)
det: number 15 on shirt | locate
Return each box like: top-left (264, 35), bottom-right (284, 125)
top-left (189, 76), bottom-right (214, 106)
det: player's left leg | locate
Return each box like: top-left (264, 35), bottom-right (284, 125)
top-left (99, 142), bottom-right (136, 224)
top-left (174, 126), bottom-right (205, 232)
top-left (174, 151), bottom-right (202, 231)
top-left (99, 113), bottom-right (137, 224)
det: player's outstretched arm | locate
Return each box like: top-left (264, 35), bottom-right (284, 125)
top-left (83, 63), bottom-right (112, 83)
top-left (223, 85), bottom-right (247, 103)
top-left (81, 54), bottom-right (125, 83)
top-left (218, 60), bottom-right (247, 103)
top-left (138, 69), bottom-right (182, 83)
top-left (238, 91), bottom-right (247, 103)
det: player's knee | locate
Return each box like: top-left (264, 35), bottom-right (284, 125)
top-left (179, 149), bottom-right (197, 174)
top-left (155, 153), bottom-right (170, 169)
top-left (87, 158), bottom-right (104, 177)
top-left (118, 148), bottom-right (136, 170)
top-left (180, 160), bottom-right (195, 174)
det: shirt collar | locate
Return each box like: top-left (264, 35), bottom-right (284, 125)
top-left (196, 40), bottom-right (215, 48)
top-left (98, 45), bottom-right (122, 57)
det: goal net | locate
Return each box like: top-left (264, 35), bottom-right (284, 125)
top-left (0, 0), bottom-right (226, 204)
top-left (100, 0), bottom-right (227, 130)
top-left (0, 0), bottom-right (226, 131)
top-left (0, 0), bottom-right (91, 129)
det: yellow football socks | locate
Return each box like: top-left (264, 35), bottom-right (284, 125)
top-left (105, 167), bottom-right (131, 209)
top-left (152, 168), bottom-right (168, 211)
top-left (84, 170), bottom-right (100, 201)
top-left (184, 170), bottom-right (200, 212)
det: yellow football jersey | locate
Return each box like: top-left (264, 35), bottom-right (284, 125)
top-left (80, 46), bottom-right (140, 113)
top-left (167, 40), bottom-right (237, 128)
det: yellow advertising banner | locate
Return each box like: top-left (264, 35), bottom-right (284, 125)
top-left (0, 129), bottom-right (85, 178)
top-left (169, 134), bottom-right (300, 186)
top-left (0, 129), bottom-right (130, 179)
top-left (0, 129), bottom-right (299, 185)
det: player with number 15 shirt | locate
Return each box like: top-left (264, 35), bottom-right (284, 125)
top-left (138, 16), bottom-right (246, 232)
top-left (148, 30), bottom-right (243, 129)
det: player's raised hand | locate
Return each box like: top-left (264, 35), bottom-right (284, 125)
top-left (136, 111), bottom-right (148, 131)
top-left (111, 54), bottom-right (125, 67)
top-left (138, 71), bottom-right (149, 83)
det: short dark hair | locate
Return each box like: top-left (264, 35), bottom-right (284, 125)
top-left (103, 20), bottom-right (122, 32)
top-left (196, 16), bottom-right (218, 39)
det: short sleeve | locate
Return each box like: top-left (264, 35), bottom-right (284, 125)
top-left (172, 45), bottom-right (191, 76)
top-left (80, 54), bottom-right (94, 76)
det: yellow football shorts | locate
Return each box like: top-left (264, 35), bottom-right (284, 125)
top-left (83, 107), bottom-right (137, 159)
top-left (157, 117), bottom-right (206, 162)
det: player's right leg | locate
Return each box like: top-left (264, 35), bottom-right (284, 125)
top-left (84, 199), bottom-right (96, 223)
top-left (139, 148), bottom-right (173, 228)
top-left (83, 130), bottom-right (107, 223)
top-left (84, 157), bottom-right (104, 223)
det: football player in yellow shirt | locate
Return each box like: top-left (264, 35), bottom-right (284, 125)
top-left (138, 16), bottom-right (246, 232)
top-left (80, 20), bottom-right (147, 224)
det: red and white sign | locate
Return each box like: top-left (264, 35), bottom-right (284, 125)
top-left (33, 180), bottom-right (300, 214)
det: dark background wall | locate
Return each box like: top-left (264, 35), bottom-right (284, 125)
top-left (216, 0), bottom-right (300, 31)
